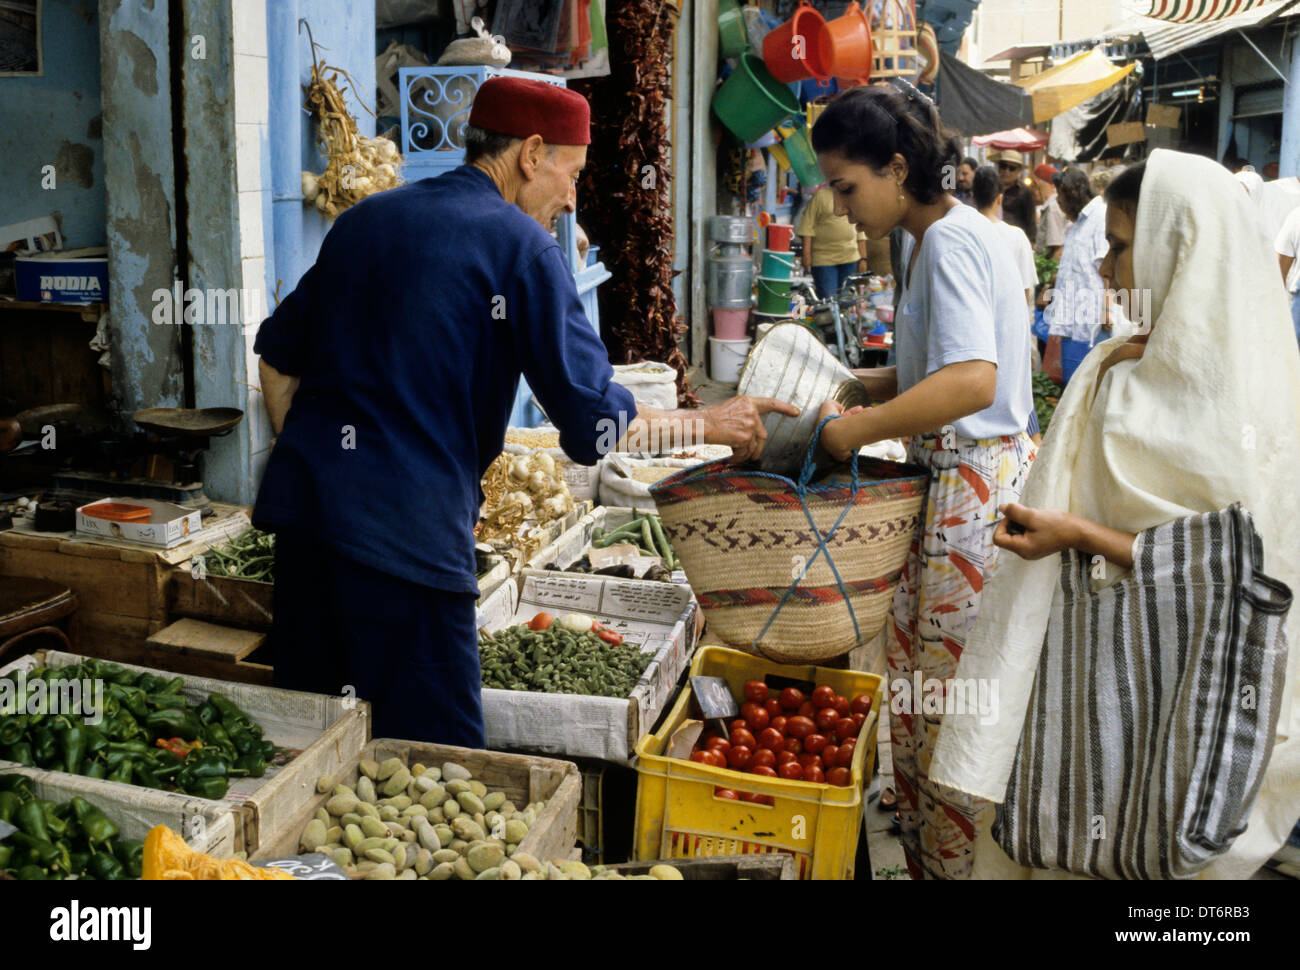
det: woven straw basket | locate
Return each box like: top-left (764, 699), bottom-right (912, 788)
top-left (650, 454), bottom-right (928, 664)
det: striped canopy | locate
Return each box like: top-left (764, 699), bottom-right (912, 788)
top-left (1143, 0), bottom-right (1281, 22)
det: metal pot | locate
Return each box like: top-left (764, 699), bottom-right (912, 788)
top-left (737, 322), bottom-right (870, 477)
top-left (708, 215), bottom-right (755, 245)
top-left (707, 254), bottom-right (754, 309)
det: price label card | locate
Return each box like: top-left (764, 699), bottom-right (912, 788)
top-left (253, 853), bottom-right (348, 880)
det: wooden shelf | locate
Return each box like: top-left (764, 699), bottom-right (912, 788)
top-left (0, 301), bottom-right (105, 322)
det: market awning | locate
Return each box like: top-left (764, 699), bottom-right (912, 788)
top-left (1142, 0), bottom-right (1280, 24)
top-left (971, 127), bottom-right (1050, 151)
top-left (1106, 0), bottom-right (1300, 59)
top-left (1016, 50), bottom-right (1137, 123)
top-left (934, 50), bottom-right (1035, 138)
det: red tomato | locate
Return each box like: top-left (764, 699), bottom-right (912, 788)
top-left (730, 727), bottom-right (757, 751)
top-left (702, 730), bottom-right (722, 744)
top-left (832, 695), bottom-right (851, 717)
top-left (786, 715), bottom-right (816, 740)
top-left (778, 760), bottom-right (803, 780)
top-left (815, 707), bottom-right (840, 732)
top-left (850, 693), bottom-right (873, 716)
top-left (726, 745), bottom-right (753, 770)
top-left (750, 748), bottom-right (777, 770)
top-left (784, 737), bottom-right (803, 755)
top-left (528, 612), bottom-right (555, 631)
top-left (802, 733), bottom-right (828, 755)
top-left (797, 701), bottom-right (817, 718)
top-left (803, 764), bottom-right (825, 784)
top-left (750, 765), bottom-right (778, 778)
top-left (850, 712), bottom-right (866, 733)
top-left (779, 687), bottom-right (805, 711)
top-left (730, 718), bottom-right (749, 734)
top-left (743, 680), bottom-right (769, 703)
top-left (798, 753), bottom-right (823, 770)
top-left (827, 767), bottom-right (852, 786)
top-left (821, 744), bottom-right (840, 769)
top-left (770, 715), bottom-right (788, 734)
top-left (737, 791), bottom-right (762, 803)
top-left (757, 727), bottom-right (784, 751)
top-left (834, 745), bottom-right (854, 769)
top-left (745, 710), bottom-right (770, 733)
top-left (811, 685), bottom-right (837, 709)
top-left (714, 788), bottom-right (738, 800)
top-left (711, 750), bottom-right (731, 768)
top-left (705, 737), bottom-right (731, 754)
top-left (740, 701), bottom-right (764, 724)
top-left (690, 749), bottom-right (712, 764)
top-left (834, 717), bottom-right (857, 742)
top-left (763, 698), bottom-right (783, 718)
top-left (775, 750), bottom-right (799, 767)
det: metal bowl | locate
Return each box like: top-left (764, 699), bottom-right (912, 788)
top-left (737, 322), bottom-right (869, 477)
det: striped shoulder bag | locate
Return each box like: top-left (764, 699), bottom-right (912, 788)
top-left (993, 504), bottom-right (1291, 879)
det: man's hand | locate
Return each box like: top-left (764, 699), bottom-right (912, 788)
top-left (703, 396), bottom-right (799, 464)
top-left (992, 503), bottom-right (1078, 560)
top-left (817, 401), bottom-right (867, 462)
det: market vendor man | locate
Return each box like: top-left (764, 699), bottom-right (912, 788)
top-left (252, 77), bottom-right (795, 747)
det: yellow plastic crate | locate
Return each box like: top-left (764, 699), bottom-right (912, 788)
top-left (633, 647), bottom-right (884, 880)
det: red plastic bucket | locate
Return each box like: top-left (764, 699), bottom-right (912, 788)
top-left (711, 307), bottom-right (751, 340)
top-left (826, 2), bottom-right (873, 86)
top-left (761, 1), bottom-right (832, 83)
top-left (767, 223), bottom-right (794, 251)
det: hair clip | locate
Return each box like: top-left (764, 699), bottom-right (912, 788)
top-left (890, 78), bottom-right (935, 109)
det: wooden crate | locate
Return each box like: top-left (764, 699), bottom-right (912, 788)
top-left (0, 649), bottom-right (370, 856)
top-left (169, 567), bottom-right (274, 631)
top-left (608, 854), bottom-right (796, 880)
top-left (251, 738), bottom-right (581, 867)
top-left (1, 764), bottom-right (238, 858)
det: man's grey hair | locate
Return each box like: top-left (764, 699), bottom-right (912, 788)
top-left (462, 124), bottom-right (558, 164)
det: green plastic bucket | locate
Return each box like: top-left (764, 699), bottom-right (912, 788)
top-left (718, 0), bottom-right (748, 58)
top-left (713, 53), bottom-right (801, 144)
top-left (761, 250), bottom-right (796, 279)
top-left (756, 276), bottom-right (793, 315)
top-left (783, 125), bottom-right (823, 187)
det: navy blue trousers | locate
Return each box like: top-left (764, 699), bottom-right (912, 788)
top-left (270, 530), bottom-right (485, 747)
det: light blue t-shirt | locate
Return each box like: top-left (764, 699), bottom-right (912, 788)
top-left (895, 203), bottom-right (1034, 440)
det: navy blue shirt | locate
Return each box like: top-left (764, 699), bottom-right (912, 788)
top-left (252, 165), bottom-right (636, 594)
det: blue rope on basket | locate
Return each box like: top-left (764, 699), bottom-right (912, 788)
top-left (752, 415), bottom-right (863, 655)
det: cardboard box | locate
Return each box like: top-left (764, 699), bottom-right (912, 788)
top-left (1146, 103), bottom-right (1181, 129)
top-left (77, 497), bottom-right (203, 549)
top-left (529, 504), bottom-right (691, 585)
top-left (481, 573), bottom-right (698, 764)
top-left (14, 246), bottom-right (107, 303)
top-left (1106, 122), bottom-right (1146, 147)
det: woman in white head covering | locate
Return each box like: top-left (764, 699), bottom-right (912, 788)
top-left (929, 148), bottom-right (1300, 879)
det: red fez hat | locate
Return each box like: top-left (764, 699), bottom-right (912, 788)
top-left (1034, 163), bottom-right (1060, 182)
top-left (468, 77), bottom-right (591, 146)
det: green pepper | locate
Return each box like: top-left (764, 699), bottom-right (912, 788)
top-left (100, 662), bottom-right (139, 686)
top-left (68, 850), bottom-right (91, 875)
top-left (196, 700), bottom-right (219, 725)
top-left (203, 721), bottom-right (233, 749)
top-left (0, 716), bottom-right (27, 745)
top-left (60, 724), bottom-right (86, 775)
top-left (14, 800), bottom-right (50, 841)
top-left (16, 864), bottom-right (49, 880)
top-left (114, 685), bottom-right (148, 720)
top-left (232, 754), bottom-right (266, 778)
top-left (83, 724), bottom-right (108, 758)
top-left (0, 843), bottom-right (12, 870)
top-left (83, 759), bottom-right (107, 780)
top-left (0, 774), bottom-right (32, 794)
top-left (9, 831), bottom-right (68, 872)
top-left (38, 799), bottom-right (68, 839)
top-left (182, 775), bottom-right (229, 800)
top-left (0, 790), bottom-right (20, 823)
top-left (131, 763), bottom-right (162, 789)
top-left (69, 797), bottom-right (120, 845)
top-left (107, 739), bottom-right (151, 757)
top-left (30, 726), bottom-right (57, 768)
top-left (112, 839), bottom-right (144, 878)
top-left (1, 741), bottom-right (34, 766)
top-left (107, 759), bottom-right (133, 786)
top-left (134, 673), bottom-right (164, 694)
top-left (144, 708), bottom-right (203, 741)
top-left (85, 850), bottom-right (126, 880)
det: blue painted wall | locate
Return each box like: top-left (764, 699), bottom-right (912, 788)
top-left (265, 0), bottom-right (375, 301)
top-left (0, 0), bottom-right (106, 247)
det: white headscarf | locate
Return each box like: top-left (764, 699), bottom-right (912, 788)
top-left (931, 149), bottom-right (1300, 879)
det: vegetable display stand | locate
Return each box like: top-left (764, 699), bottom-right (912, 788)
top-left (480, 573), bottom-right (698, 763)
top-left (0, 650), bottom-right (370, 855)
top-left (712, 53), bottom-right (801, 144)
top-left (169, 566), bottom-right (274, 633)
top-left (632, 647), bottom-right (883, 880)
top-left (250, 739), bottom-right (582, 867)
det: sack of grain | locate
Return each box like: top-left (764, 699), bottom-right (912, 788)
top-left (612, 362), bottom-right (679, 411)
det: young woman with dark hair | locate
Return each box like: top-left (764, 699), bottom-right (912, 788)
top-left (810, 84), bottom-right (1036, 880)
